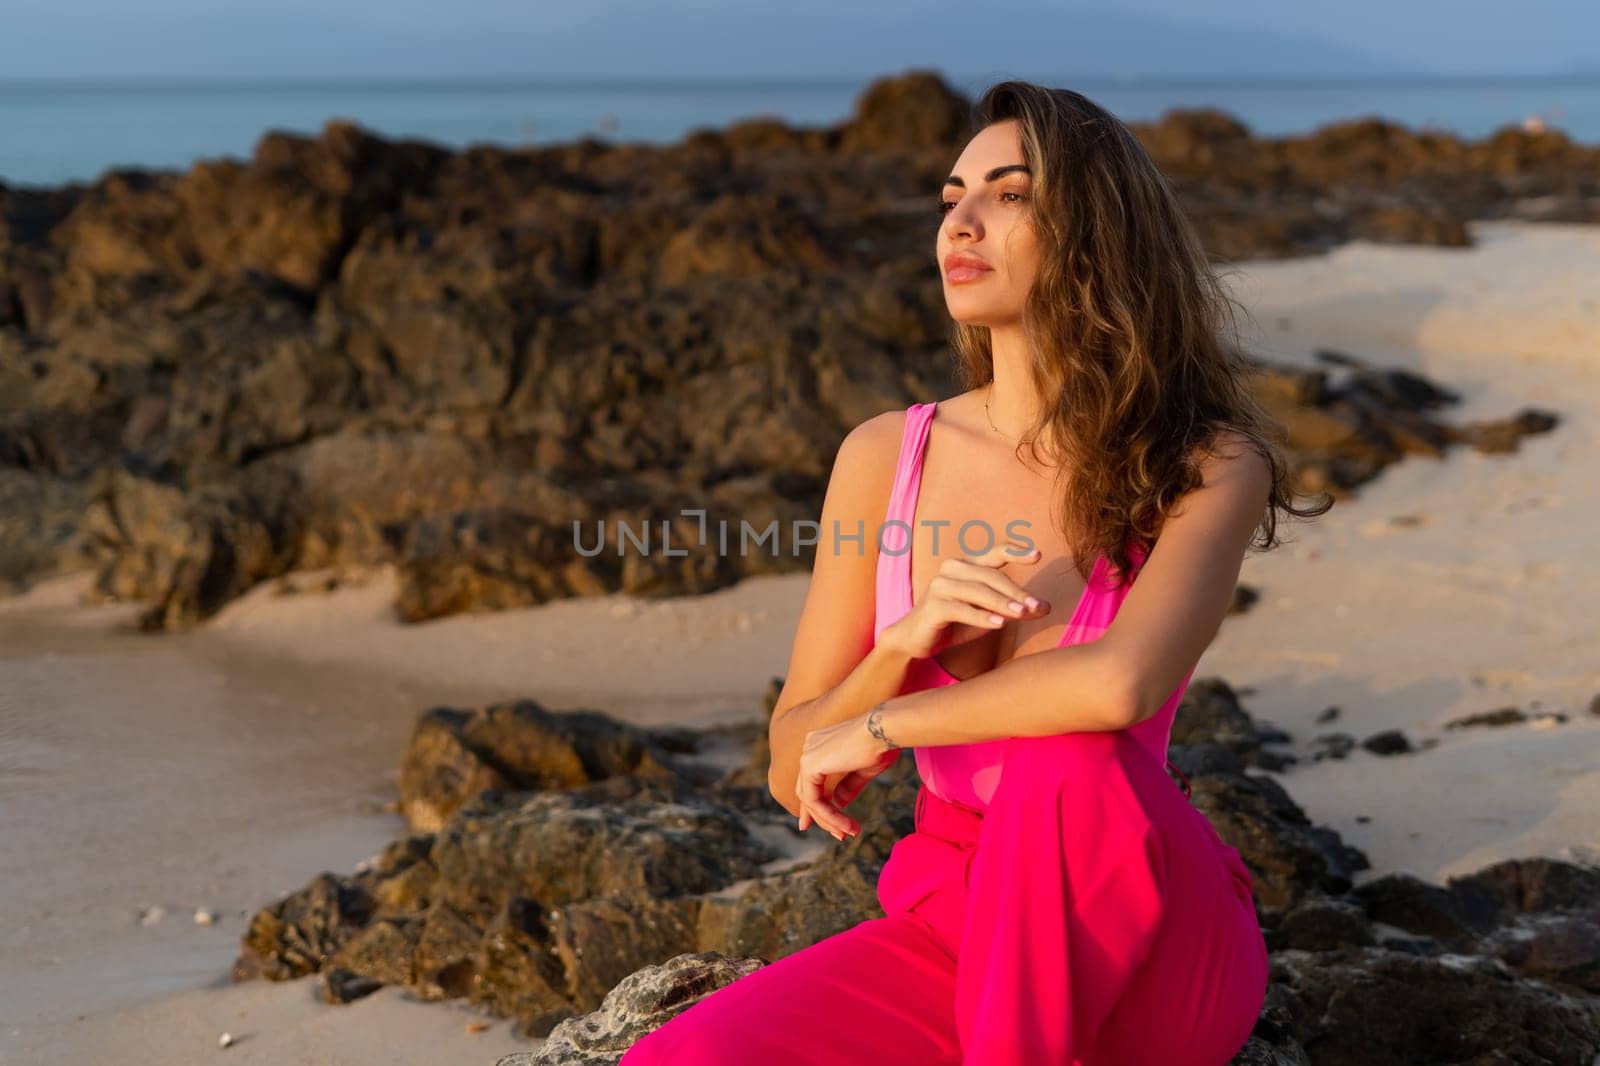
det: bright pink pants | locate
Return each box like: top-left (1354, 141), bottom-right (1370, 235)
top-left (620, 729), bottom-right (1269, 1065)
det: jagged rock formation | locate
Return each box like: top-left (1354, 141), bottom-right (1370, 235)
top-left (233, 680), bottom-right (1600, 1063)
top-left (0, 71), bottom-right (1575, 628)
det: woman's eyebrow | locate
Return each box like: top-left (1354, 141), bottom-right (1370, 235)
top-left (943, 163), bottom-right (1031, 188)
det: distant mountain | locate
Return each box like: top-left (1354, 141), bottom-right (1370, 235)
top-left (3, 2), bottom-right (1445, 80)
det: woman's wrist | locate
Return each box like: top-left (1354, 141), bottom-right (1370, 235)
top-left (864, 700), bottom-right (903, 753)
top-left (871, 623), bottom-right (916, 665)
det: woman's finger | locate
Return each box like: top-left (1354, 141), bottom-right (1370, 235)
top-left (941, 546), bottom-right (1045, 601)
top-left (796, 769), bottom-right (823, 831)
top-left (968, 541), bottom-right (1040, 569)
top-left (797, 769), bottom-right (845, 839)
top-left (931, 575), bottom-right (1049, 620)
top-left (800, 802), bottom-right (829, 838)
top-left (812, 796), bottom-right (846, 839)
top-left (815, 807), bottom-right (853, 840)
top-left (936, 598), bottom-right (1032, 630)
top-left (933, 547), bottom-right (1044, 604)
top-left (800, 792), bottom-right (850, 840)
top-left (832, 769), bottom-right (870, 808)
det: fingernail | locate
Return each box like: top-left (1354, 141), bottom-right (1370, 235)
top-left (1008, 600), bottom-right (1024, 613)
top-left (989, 613), bottom-right (1004, 625)
top-left (1024, 596), bottom-right (1040, 609)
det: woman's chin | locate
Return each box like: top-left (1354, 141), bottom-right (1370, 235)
top-left (946, 308), bottom-right (1012, 328)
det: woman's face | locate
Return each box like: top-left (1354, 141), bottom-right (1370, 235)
top-left (936, 119), bottom-right (1040, 327)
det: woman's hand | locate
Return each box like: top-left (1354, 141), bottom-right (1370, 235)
top-left (795, 710), bottom-right (903, 841)
top-left (879, 540), bottom-right (1051, 662)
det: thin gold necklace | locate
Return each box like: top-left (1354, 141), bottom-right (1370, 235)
top-left (983, 383), bottom-right (1036, 444)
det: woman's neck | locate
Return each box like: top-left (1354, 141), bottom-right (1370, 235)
top-left (985, 326), bottom-right (1044, 444)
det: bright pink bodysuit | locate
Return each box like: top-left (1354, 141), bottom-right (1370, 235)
top-left (877, 401), bottom-right (1196, 813)
top-left (621, 401), bottom-right (1270, 1065)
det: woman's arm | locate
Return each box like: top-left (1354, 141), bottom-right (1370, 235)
top-left (767, 411), bottom-right (910, 817)
top-left (869, 435), bottom-right (1273, 750)
top-left (770, 642), bottom-right (915, 817)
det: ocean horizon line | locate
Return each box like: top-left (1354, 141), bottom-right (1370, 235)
top-left (3, 72), bottom-right (1600, 90)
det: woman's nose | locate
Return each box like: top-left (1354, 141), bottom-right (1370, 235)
top-left (943, 205), bottom-right (981, 239)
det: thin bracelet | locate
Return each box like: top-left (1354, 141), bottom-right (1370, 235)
top-left (866, 702), bottom-right (901, 751)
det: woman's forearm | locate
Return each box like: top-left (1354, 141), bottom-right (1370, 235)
top-left (869, 640), bottom-right (1137, 752)
top-left (768, 638), bottom-right (915, 816)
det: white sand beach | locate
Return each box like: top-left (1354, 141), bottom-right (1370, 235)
top-left (2, 219), bottom-right (1597, 1064)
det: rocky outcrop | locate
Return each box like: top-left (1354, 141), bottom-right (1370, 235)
top-left (0, 70), bottom-right (1580, 625)
top-left (396, 699), bottom-right (694, 832)
top-left (499, 952), bottom-right (767, 1066)
top-left (232, 679), bottom-right (1600, 1064)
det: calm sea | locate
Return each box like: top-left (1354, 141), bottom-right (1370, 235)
top-left (3, 75), bottom-right (1599, 190)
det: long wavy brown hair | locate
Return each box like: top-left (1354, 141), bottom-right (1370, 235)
top-left (948, 80), bottom-right (1333, 586)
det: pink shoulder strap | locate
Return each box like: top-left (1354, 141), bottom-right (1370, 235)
top-left (883, 402), bottom-right (934, 534)
top-left (874, 404), bottom-right (933, 637)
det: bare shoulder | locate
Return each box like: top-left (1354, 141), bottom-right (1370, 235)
top-left (826, 407), bottom-right (908, 504)
top-left (771, 408), bottom-right (907, 719)
top-left (1191, 428), bottom-right (1272, 492)
top-left (839, 407), bottom-right (908, 462)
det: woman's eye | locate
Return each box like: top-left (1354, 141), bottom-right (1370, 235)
top-left (936, 191), bottom-right (1026, 216)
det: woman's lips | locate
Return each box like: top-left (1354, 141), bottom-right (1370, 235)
top-left (946, 264), bottom-right (992, 284)
top-left (943, 253), bottom-right (993, 284)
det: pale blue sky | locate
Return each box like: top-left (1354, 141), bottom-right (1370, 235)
top-left (4, 0), bottom-right (1596, 80)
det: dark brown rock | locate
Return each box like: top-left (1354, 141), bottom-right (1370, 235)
top-left (233, 872), bottom-right (377, 982)
top-left (320, 967), bottom-right (384, 1004)
top-left (1265, 947), bottom-right (1599, 1064)
top-left (1360, 729), bottom-right (1413, 756)
top-left (838, 69), bottom-right (972, 152)
top-left (1, 71), bottom-right (1582, 624)
top-left (235, 692), bottom-right (1600, 1062)
top-left (397, 699), bottom-right (687, 832)
top-left (1446, 706), bottom-right (1531, 729)
top-left (1270, 897), bottom-right (1377, 952)
top-left (1169, 677), bottom-right (1295, 770)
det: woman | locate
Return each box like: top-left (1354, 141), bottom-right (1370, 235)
top-left (623, 80), bottom-right (1330, 1065)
